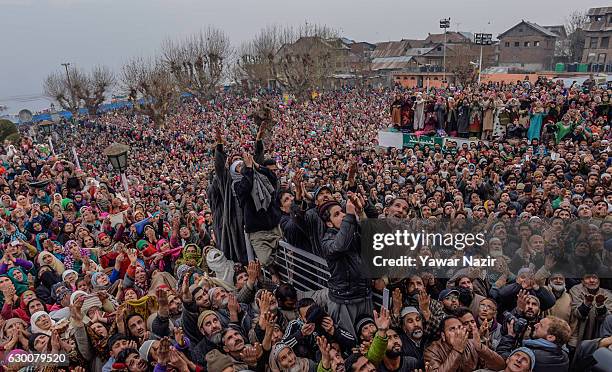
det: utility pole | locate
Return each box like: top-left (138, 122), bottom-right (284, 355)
top-left (440, 18), bottom-right (451, 84)
top-left (61, 62), bottom-right (77, 120)
top-left (474, 33), bottom-right (492, 85)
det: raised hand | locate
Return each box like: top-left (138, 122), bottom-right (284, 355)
top-left (173, 326), bottom-right (185, 347)
top-left (516, 289), bottom-right (528, 312)
top-left (227, 294), bottom-right (240, 320)
top-left (392, 288), bottom-right (403, 315)
top-left (321, 316), bottom-right (335, 335)
top-left (157, 337), bottom-right (172, 365)
top-left (449, 326), bottom-right (468, 353)
top-left (417, 290), bottom-right (431, 319)
top-left (127, 249), bottom-right (138, 265)
top-left (258, 291), bottom-right (273, 319)
top-left (585, 293), bottom-right (595, 306)
top-left (240, 343), bottom-right (263, 366)
top-left (316, 336), bottom-right (332, 369)
top-left (247, 260), bottom-right (261, 287)
top-left (596, 294), bottom-right (607, 307)
top-left (167, 348), bottom-right (189, 370)
top-left (243, 153), bottom-right (254, 169)
top-left (70, 297), bottom-right (84, 325)
top-left (374, 307), bottom-right (390, 333)
top-left (301, 323), bottom-right (315, 336)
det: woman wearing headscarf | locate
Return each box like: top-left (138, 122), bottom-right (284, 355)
top-left (0, 318), bottom-right (29, 352)
top-left (63, 240), bottom-right (90, 273)
top-left (62, 269), bottom-right (78, 291)
top-left (175, 243), bottom-right (204, 271)
top-left (7, 267), bottom-right (29, 296)
top-left (0, 277), bottom-right (30, 322)
top-left (37, 250), bottom-right (65, 276)
top-left (35, 264), bottom-right (62, 305)
top-left (30, 310), bottom-right (55, 336)
top-left (206, 247), bottom-right (235, 285)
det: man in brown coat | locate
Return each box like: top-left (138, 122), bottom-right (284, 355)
top-left (424, 316), bottom-right (505, 372)
top-left (568, 273), bottom-right (612, 349)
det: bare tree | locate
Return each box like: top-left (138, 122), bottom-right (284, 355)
top-left (162, 28), bottom-right (231, 99)
top-left (43, 68), bottom-right (81, 117)
top-left (447, 44), bottom-right (477, 85)
top-left (565, 10), bottom-right (588, 62)
top-left (238, 23), bottom-right (340, 100)
top-left (72, 66), bottom-right (115, 116)
top-left (122, 57), bottom-right (178, 128)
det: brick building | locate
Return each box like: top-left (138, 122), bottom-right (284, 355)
top-left (582, 7), bottom-right (612, 64)
top-left (498, 20), bottom-right (565, 71)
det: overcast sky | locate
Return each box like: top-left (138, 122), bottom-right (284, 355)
top-left (0, 0), bottom-right (606, 113)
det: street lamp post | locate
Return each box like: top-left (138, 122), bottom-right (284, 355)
top-left (440, 18), bottom-right (451, 84)
top-left (104, 143), bottom-right (131, 205)
top-left (474, 33), bottom-right (493, 85)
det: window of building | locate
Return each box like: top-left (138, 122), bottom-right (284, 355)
top-left (410, 77), bottom-right (415, 80)
top-left (598, 53), bottom-right (607, 63)
top-left (587, 53), bottom-right (597, 63)
top-left (515, 41), bottom-right (520, 47)
top-left (590, 37), bottom-right (599, 49)
top-left (534, 41), bottom-right (540, 47)
top-left (518, 27), bottom-right (523, 32)
top-left (437, 47), bottom-right (442, 51)
top-left (505, 41), bottom-right (510, 47)
top-left (434, 77), bottom-right (439, 80)
top-left (609, 15), bottom-right (612, 23)
top-left (524, 41), bottom-right (530, 47)
top-left (601, 37), bottom-right (610, 48)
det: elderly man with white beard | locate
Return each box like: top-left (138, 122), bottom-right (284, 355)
top-left (188, 310), bottom-right (225, 367)
top-left (543, 272), bottom-right (572, 325)
top-left (397, 307), bottom-right (429, 366)
top-left (209, 286), bottom-right (253, 334)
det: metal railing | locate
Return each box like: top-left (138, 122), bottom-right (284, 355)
top-left (267, 241), bottom-right (382, 305)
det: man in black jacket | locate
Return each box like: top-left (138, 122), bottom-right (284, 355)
top-left (233, 153), bottom-right (282, 267)
top-left (497, 315), bottom-right (571, 372)
top-left (319, 193), bottom-right (373, 338)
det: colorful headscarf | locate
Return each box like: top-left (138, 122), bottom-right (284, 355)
top-left (7, 267), bottom-right (29, 296)
top-left (37, 251), bottom-right (65, 275)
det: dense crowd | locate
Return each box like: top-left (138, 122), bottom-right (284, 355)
top-left (0, 77), bottom-right (610, 372)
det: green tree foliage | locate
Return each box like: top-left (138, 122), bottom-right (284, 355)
top-left (0, 120), bottom-right (20, 144)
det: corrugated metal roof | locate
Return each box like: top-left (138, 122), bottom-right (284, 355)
top-left (543, 25), bottom-right (566, 38)
top-left (498, 20), bottom-right (558, 39)
top-left (524, 21), bottom-right (559, 38)
top-left (425, 32), bottom-right (471, 44)
top-left (587, 7), bottom-right (612, 16)
top-left (371, 56), bottom-right (417, 70)
top-left (371, 40), bottom-right (412, 58)
top-left (405, 47), bottom-right (434, 56)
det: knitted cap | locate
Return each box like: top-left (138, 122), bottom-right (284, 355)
top-left (139, 340), bottom-right (156, 362)
top-left (510, 347), bottom-right (536, 371)
top-left (206, 349), bottom-right (234, 372)
top-left (197, 310), bottom-right (218, 330)
top-left (354, 314), bottom-right (375, 339)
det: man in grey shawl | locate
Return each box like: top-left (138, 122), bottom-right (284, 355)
top-left (233, 151), bottom-right (282, 267)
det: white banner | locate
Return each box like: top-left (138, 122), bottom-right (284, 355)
top-left (377, 130), bottom-right (403, 148)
